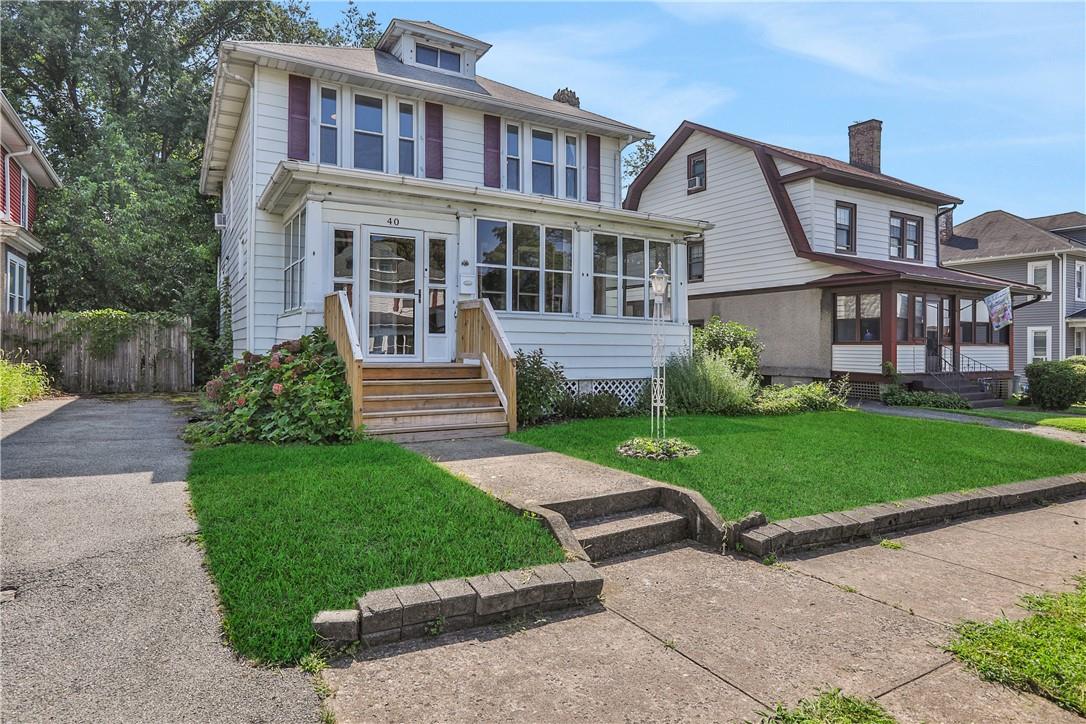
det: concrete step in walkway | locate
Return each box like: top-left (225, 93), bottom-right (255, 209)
top-left (571, 507), bottom-right (689, 561)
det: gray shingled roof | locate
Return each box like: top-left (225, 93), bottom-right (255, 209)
top-left (943, 210), bottom-right (1083, 262)
top-left (227, 42), bottom-right (647, 135)
top-left (1027, 211), bottom-right (1086, 231)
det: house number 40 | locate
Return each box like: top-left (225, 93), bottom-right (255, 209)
top-left (386, 217), bottom-right (400, 226)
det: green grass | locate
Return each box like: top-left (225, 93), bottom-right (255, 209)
top-left (511, 411), bottom-right (1086, 521)
top-left (0, 354), bottom-right (52, 410)
top-left (948, 577), bottom-right (1086, 715)
top-left (187, 440), bottom-right (564, 664)
top-left (759, 689), bottom-right (896, 723)
top-left (950, 406), bottom-right (1086, 432)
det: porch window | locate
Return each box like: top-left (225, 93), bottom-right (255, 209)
top-left (889, 213), bottom-right (922, 261)
top-left (476, 218), bottom-right (572, 313)
top-left (6, 253), bottom-right (28, 312)
top-left (428, 238), bottom-right (447, 333)
top-left (319, 87), bottom-right (338, 165)
top-left (332, 228), bottom-right (354, 304)
top-left (650, 241), bottom-right (672, 319)
top-left (833, 293), bottom-right (880, 343)
top-left (505, 124), bottom-right (521, 191)
top-left (398, 102), bottom-right (415, 176)
top-left (835, 202), bottom-right (856, 253)
top-left (353, 94), bottom-right (383, 171)
top-left (592, 235), bottom-right (674, 319)
top-left (531, 130), bottom-right (555, 196)
top-left (564, 135), bottom-right (578, 200)
top-left (959, 297), bottom-right (1010, 344)
top-left (283, 210), bottom-right (306, 311)
top-left (592, 234), bottom-right (619, 316)
top-left (688, 240), bottom-right (704, 282)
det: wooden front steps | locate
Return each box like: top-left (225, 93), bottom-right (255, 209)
top-left (362, 363), bottom-right (510, 442)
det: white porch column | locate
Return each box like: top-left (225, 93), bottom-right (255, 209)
top-left (674, 242), bottom-right (689, 324)
top-left (574, 228), bottom-right (594, 320)
top-left (302, 198), bottom-right (324, 317)
top-left (456, 213), bottom-right (476, 300)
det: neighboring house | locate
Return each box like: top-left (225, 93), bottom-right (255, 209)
top-left (942, 210), bottom-right (1086, 381)
top-left (200, 19), bottom-right (706, 438)
top-left (627, 119), bottom-right (1040, 399)
top-left (1, 91), bottom-right (61, 313)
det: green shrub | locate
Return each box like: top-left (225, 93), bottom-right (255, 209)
top-left (0, 351), bottom-right (53, 411)
top-left (183, 328), bottom-right (352, 446)
top-left (881, 387), bottom-right (969, 410)
top-left (555, 391), bottom-right (624, 420)
top-left (693, 317), bottom-right (764, 379)
top-left (659, 351), bottom-right (757, 415)
top-left (514, 348), bottom-right (569, 426)
top-left (1026, 360), bottom-right (1086, 410)
top-left (756, 379), bottom-right (850, 415)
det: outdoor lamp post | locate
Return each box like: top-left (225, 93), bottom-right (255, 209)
top-left (649, 264), bottom-right (670, 439)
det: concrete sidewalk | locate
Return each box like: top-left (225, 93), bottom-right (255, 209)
top-left (858, 399), bottom-right (1086, 446)
top-left (1, 397), bottom-right (316, 723)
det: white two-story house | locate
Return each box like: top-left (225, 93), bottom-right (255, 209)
top-left (200, 19), bottom-right (706, 439)
top-left (627, 119), bottom-right (1041, 400)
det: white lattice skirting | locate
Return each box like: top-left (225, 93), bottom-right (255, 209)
top-left (567, 378), bottom-right (648, 408)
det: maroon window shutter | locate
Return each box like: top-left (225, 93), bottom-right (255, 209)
top-left (424, 103), bottom-right (444, 179)
top-left (586, 135), bottom-right (601, 202)
top-left (483, 114), bottom-right (501, 187)
top-left (287, 75), bottom-right (310, 161)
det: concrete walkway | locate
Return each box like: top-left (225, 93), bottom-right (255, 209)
top-left (858, 399), bottom-right (1086, 446)
top-left (325, 437), bottom-right (1085, 723)
top-left (1, 397), bottom-right (316, 723)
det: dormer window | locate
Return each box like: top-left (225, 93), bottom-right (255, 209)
top-left (416, 43), bottom-right (461, 73)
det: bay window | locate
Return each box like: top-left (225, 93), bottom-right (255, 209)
top-left (353, 94), bottom-right (383, 171)
top-left (319, 88), bottom-right (338, 165)
top-left (283, 210), bottom-right (306, 311)
top-left (833, 292), bottom-right (881, 342)
top-left (531, 129), bottom-right (555, 196)
top-left (476, 218), bottom-right (572, 313)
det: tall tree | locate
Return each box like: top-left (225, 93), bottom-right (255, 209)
top-left (622, 139), bottom-right (657, 185)
top-left (0, 1), bottom-right (381, 378)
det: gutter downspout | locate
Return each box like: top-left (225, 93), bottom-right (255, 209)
top-left (223, 68), bottom-right (256, 354)
top-left (1059, 252), bottom-right (1067, 360)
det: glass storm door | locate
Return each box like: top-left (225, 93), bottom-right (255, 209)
top-left (364, 230), bottom-right (422, 360)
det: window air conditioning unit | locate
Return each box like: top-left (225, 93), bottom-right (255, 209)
top-left (213, 212), bottom-right (227, 230)
top-left (687, 176), bottom-right (704, 191)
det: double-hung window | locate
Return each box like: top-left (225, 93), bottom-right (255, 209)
top-left (319, 88), bottom-right (338, 165)
top-left (416, 43), bottom-right (461, 73)
top-left (505, 124), bottom-right (521, 191)
top-left (688, 240), bottom-right (705, 282)
top-left (1076, 261), bottom-right (1085, 301)
top-left (397, 102), bottom-right (416, 176)
top-left (833, 293), bottom-right (881, 343)
top-left (476, 219), bottom-right (572, 313)
top-left (1028, 260), bottom-right (1052, 300)
top-left (332, 227), bottom-right (354, 304)
top-left (835, 202), bottom-right (856, 253)
top-left (687, 150), bottom-right (706, 193)
top-left (564, 136), bottom-right (578, 200)
top-left (592, 234), bottom-right (673, 319)
top-left (889, 212), bottom-right (922, 261)
top-left (1027, 326), bottom-right (1051, 363)
top-left (6, 253), bottom-right (28, 312)
top-left (531, 130), bottom-right (555, 196)
top-left (353, 94), bottom-right (383, 171)
top-left (283, 210), bottom-right (306, 311)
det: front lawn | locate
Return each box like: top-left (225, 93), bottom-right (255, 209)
top-left (949, 577), bottom-right (1086, 715)
top-left (187, 440), bottom-right (564, 664)
top-left (511, 411), bottom-right (1086, 521)
top-left (951, 406), bottom-right (1086, 433)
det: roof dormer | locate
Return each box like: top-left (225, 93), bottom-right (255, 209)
top-left (376, 18), bottom-right (491, 80)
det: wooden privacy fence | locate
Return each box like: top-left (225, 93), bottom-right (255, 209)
top-left (1, 312), bottom-right (194, 393)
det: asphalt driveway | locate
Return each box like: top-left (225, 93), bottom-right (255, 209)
top-left (1, 397), bottom-right (316, 723)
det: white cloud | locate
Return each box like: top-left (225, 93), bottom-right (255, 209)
top-left (480, 20), bottom-right (735, 142)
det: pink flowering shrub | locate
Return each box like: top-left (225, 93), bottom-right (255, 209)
top-left (184, 328), bottom-right (352, 446)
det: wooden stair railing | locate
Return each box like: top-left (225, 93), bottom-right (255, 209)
top-left (324, 292), bottom-right (365, 429)
top-left (456, 299), bottom-right (517, 432)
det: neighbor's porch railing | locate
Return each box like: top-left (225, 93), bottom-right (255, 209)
top-left (456, 298), bottom-right (517, 432)
top-left (324, 292), bottom-right (365, 429)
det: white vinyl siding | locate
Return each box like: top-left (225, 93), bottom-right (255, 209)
top-left (635, 133), bottom-right (840, 293)
top-left (959, 345), bottom-right (1010, 371)
top-left (896, 345), bottom-right (926, 374)
top-left (831, 345), bottom-right (882, 373)
top-left (219, 94), bottom-right (253, 356)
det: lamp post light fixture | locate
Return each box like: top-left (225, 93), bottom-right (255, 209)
top-left (649, 263), bottom-right (670, 440)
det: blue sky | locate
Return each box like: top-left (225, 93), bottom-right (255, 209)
top-left (312, 1), bottom-right (1085, 221)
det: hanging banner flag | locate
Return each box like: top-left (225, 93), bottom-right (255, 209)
top-left (984, 287), bottom-right (1013, 331)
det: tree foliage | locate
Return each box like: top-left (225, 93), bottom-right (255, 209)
top-left (1, 1), bottom-right (381, 379)
top-left (622, 139), bottom-right (657, 183)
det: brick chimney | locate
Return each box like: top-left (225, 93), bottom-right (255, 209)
top-left (848, 119), bottom-right (882, 173)
top-left (937, 207), bottom-right (954, 245)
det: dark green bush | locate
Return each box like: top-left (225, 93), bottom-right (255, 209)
top-left (1025, 360), bottom-right (1086, 410)
top-left (515, 348), bottom-right (569, 426)
top-left (693, 317), bottom-right (764, 379)
top-left (555, 391), bottom-right (624, 420)
top-left (184, 328), bottom-right (353, 446)
top-left (755, 379), bottom-right (850, 415)
top-left (881, 387), bottom-right (969, 410)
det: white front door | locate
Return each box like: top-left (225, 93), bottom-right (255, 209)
top-left (363, 227), bottom-right (423, 361)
